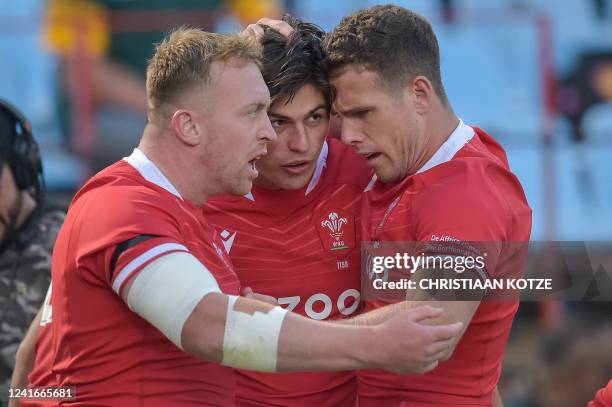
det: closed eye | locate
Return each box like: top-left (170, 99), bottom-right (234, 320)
top-left (247, 104), bottom-right (267, 118)
top-left (334, 108), bottom-right (372, 119)
top-left (349, 109), bottom-right (371, 119)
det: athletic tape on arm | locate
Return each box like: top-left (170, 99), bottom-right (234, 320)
top-left (126, 251), bottom-right (221, 348)
top-left (222, 295), bottom-right (288, 372)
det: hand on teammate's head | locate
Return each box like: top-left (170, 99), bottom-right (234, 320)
top-left (257, 18), bottom-right (294, 37)
top-left (239, 24), bottom-right (265, 42)
top-left (239, 17), bottom-right (294, 43)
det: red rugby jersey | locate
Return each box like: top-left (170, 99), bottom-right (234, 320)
top-left (590, 379), bottom-right (612, 407)
top-left (36, 149), bottom-right (240, 406)
top-left (359, 122), bottom-right (532, 406)
top-left (205, 138), bottom-right (371, 406)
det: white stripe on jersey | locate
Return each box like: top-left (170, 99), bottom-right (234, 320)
top-left (305, 140), bottom-right (329, 195)
top-left (124, 148), bottom-right (183, 199)
top-left (415, 119), bottom-right (474, 175)
top-left (112, 242), bottom-right (189, 294)
top-left (364, 174), bottom-right (377, 192)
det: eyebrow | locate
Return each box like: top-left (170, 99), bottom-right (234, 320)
top-left (243, 101), bottom-right (269, 113)
top-left (334, 106), bottom-right (372, 116)
top-left (268, 104), bottom-right (327, 121)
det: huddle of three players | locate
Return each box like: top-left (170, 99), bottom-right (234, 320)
top-left (21, 5), bottom-right (533, 407)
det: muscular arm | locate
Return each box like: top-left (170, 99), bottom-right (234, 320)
top-left (181, 292), bottom-right (376, 371)
top-left (338, 301), bottom-right (415, 326)
top-left (121, 252), bottom-right (463, 374)
top-left (181, 292), bottom-right (460, 373)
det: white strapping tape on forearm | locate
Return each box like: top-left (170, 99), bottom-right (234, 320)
top-left (222, 295), bottom-right (288, 372)
top-left (126, 251), bottom-right (221, 349)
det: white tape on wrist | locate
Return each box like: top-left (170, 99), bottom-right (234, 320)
top-left (222, 295), bottom-right (288, 372)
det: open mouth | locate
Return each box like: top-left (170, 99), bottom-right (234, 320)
top-left (282, 161), bottom-right (310, 175)
top-left (248, 157), bottom-right (259, 171)
top-left (247, 152), bottom-right (266, 177)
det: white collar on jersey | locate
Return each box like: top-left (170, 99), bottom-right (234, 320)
top-left (124, 148), bottom-right (183, 199)
top-left (363, 119), bottom-right (474, 191)
top-left (415, 119), bottom-right (474, 174)
top-left (244, 140), bottom-right (329, 201)
top-left (305, 140), bottom-right (328, 195)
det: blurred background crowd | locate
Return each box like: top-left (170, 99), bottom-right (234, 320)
top-left (0, 1), bottom-right (610, 405)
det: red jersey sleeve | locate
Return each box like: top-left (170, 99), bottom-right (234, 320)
top-left (410, 160), bottom-right (526, 279)
top-left (70, 185), bottom-right (188, 294)
top-left (412, 161), bottom-right (509, 242)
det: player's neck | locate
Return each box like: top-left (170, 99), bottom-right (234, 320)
top-left (408, 108), bottom-right (459, 177)
top-left (139, 127), bottom-right (209, 206)
top-left (428, 109), bottom-right (460, 158)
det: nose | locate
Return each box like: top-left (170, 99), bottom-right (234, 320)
top-left (258, 115), bottom-right (277, 143)
top-left (287, 124), bottom-right (309, 153)
top-left (339, 119), bottom-right (364, 146)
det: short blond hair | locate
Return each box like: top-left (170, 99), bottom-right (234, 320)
top-left (146, 27), bottom-right (261, 116)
